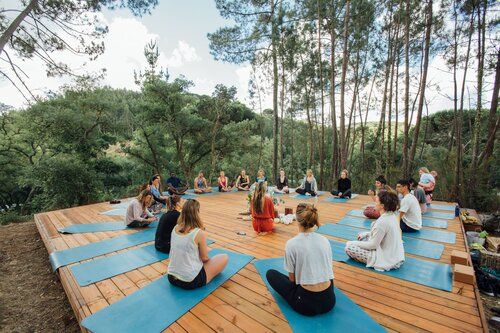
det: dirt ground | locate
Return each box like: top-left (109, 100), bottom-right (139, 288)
top-left (0, 221), bottom-right (499, 332)
top-left (0, 221), bottom-right (79, 333)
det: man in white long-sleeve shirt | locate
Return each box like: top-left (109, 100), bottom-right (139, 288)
top-left (396, 179), bottom-right (422, 232)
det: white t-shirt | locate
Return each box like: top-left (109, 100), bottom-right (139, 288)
top-left (285, 232), bottom-right (334, 285)
top-left (399, 193), bottom-right (422, 230)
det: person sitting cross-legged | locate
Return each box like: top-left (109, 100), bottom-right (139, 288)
top-left (274, 169), bottom-right (290, 194)
top-left (217, 171), bottom-right (232, 192)
top-left (330, 169), bottom-right (352, 198)
top-left (266, 203), bottom-right (335, 316)
top-left (194, 171), bottom-right (212, 194)
top-left (166, 172), bottom-right (188, 195)
top-left (125, 189), bottom-right (158, 228)
top-left (295, 169), bottom-right (318, 196)
top-left (167, 199), bottom-right (228, 290)
top-left (251, 182), bottom-right (275, 235)
top-left (155, 195), bottom-right (182, 254)
top-left (345, 190), bottom-right (405, 271)
top-left (409, 177), bottom-right (427, 214)
top-left (396, 179), bottom-right (422, 232)
top-left (235, 169), bottom-right (251, 191)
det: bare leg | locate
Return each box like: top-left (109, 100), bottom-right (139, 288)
top-left (204, 187), bottom-right (212, 193)
top-left (204, 254), bottom-right (229, 283)
top-left (194, 189), bottom-right (203, 194)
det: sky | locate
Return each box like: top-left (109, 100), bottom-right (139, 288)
top-left (0, 1), bottom-right (495, 119)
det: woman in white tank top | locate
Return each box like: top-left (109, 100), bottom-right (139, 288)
top-left (167, 199), bottom-right (228, 290)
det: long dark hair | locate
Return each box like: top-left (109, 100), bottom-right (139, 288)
top-left (252, 182), bottom-right (267, 214)
top-left (167, 195), bottom-right (181, 211)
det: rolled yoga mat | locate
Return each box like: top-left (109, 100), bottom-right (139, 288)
top-left (81, 248), bottom-right (253, 333)
top-left (329, 239), bottom-right (452, 292)
top-left (254, 257), bottom-right (386, 333)
top-left (317, 223), bottom-right (445, 260)
top-left (337, 216), bottom-right (456, 244)
top-left (49, 228), bottom-right (157, 271)
top-left (323, 194), bottom-right (359, 203)
top-left (58, 221), bottom-right (159, 234)
top-left (347, 209), bottom-right (448, 229)
top-left (71, 239), bottom-right (215, 286)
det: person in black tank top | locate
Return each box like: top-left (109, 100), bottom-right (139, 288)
top-left (155, 195), bottom-right (182, 253)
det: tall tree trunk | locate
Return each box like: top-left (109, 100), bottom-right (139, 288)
top-left (402, 0), bottom-right (411, 177)
top-left (393, 45), bottom-right (400, 164)
top-left (305, 84), bottom-right (314, 167)
top-left (479, 48), bottom-right (500, 165)
top-left (471, 0), bottom-right (487, 168)
top-left (339, 0), bottom-right (350, 170)
top-left (454, 11), bottom-right (474, 204)
top-left (271, 0), bottom-right (279, 181)
top-left (318, 0), bottom-right (325, 189)
top-left (0, 0), bottom-right (38, 57)
top-left (280, 62), bottom-right (286, 168)
top-left (409, 0), bottom-right (433, 169)
top-left (330, 0), bottom-right (339, 182)
top-left (448, 0), bottom-right (459, 159)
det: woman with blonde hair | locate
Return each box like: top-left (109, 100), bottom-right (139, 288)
top-left (295, 169), bottom-right (318, 196)
top-left (251, 182), bottom-right (275, 235)
top-left (266, 203), bottom-right (335, 316)
top-left (217, 170), bottom-right (232, 192)
top-left (125, 189), bottom-right (157, 228)
top-left (235, 169), bottom-right (251, 191)
top-left (418, 167), bottom-right (436, 204)
top-left (168, 199), bottom-right (228, 289)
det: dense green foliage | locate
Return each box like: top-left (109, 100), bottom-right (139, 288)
top-left (0, 80), bottom-right (497, 224)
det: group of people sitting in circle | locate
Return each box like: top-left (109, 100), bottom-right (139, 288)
top-left (120, 165), bottom-right (438, 317)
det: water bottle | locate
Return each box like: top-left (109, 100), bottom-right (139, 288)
top-left (455, 204), bottom-right (460, 217)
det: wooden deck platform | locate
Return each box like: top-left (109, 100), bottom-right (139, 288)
top-left (35, 192), bottom-right (489, 332)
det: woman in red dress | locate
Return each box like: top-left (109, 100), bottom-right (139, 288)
top-left (251, 182), bottom-right (275, 235)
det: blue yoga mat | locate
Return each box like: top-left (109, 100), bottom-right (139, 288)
top-left (329, 240), bottom-right (452, 291)
top-left (49, 228), bottom-right (157, 271)
top-left (337, 216), bottom-right (455, 244)
top-left (162, 192), bottom-right (198, 200)
top-left (186, 186), bottom-right (219, 196)
top-left (71, 239), bottom-right (215, 286)
top-left (347, 209), bottom-right (448, 229)
top-left (424, 211), bottom-right (455, 220)
top-left (100, 208), bottom-right (127, 216)
top-left (58, 221), bottom-right (159, 234)
top-left (81, 249), bottom-right (253, 333)
top-left (254, 258), bottom-right (386, 333)
top-left (318, 223), bottom-right (444, 260)
top-left (291, 191), bottom-right (327, 200)
top-left (428, 204), bottom-right (456, 212)
top-left (323, 194), bottom-right (359, 203)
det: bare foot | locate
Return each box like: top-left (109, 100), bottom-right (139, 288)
top-left (258, 232), bottom-right (268, 236)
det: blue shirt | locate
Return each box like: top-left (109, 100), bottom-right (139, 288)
top-left (151, 185), bottom-right (161, 198)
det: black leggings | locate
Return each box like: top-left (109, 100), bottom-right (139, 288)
top-left (330, 189), bottom-right (352, 198)
top-left (295, 188), bottom-right (317, 196)
top-left (400, 219), bottom-right (418, 232)
top-left (266, 269), bottom-right (335, 316)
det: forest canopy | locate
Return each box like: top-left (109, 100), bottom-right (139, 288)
top-left (0, 0), bottom-right (498, 223)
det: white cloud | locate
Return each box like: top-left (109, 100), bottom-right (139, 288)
top-left (166, 41), bottom-right (201, 67)
top-left (0, 16), bottom-right (203, 108)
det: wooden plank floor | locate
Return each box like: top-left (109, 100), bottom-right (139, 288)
top-left (35, 192), bottom-right (489, 333)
